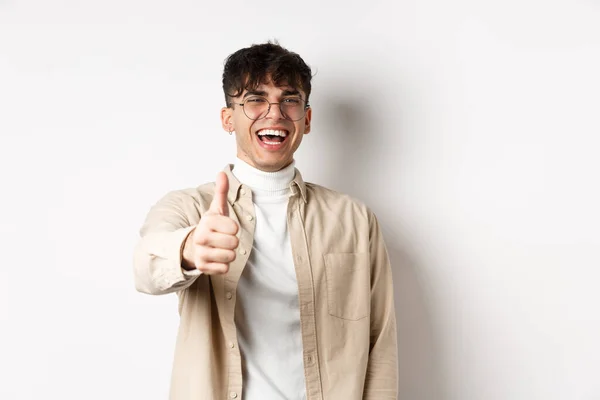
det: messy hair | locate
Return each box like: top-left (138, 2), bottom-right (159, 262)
top-left (222, 41), bottom-right (313, 106)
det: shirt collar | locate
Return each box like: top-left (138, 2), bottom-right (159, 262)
top-left (290, 166), bottom-right (307, 203)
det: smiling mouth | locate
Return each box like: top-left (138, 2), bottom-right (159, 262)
top-left (256, 129), bottom-right (289, 145)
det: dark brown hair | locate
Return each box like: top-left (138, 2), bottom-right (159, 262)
top-left (222, 41), bottom-right (313, 106)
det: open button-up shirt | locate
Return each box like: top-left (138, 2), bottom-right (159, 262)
top-left (133, 165), bottom-right (398, 400)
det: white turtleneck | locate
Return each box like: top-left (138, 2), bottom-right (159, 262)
top-left (231, 158), bottom-right (306, 400)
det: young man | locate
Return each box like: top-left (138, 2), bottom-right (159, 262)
top-left (133, 42), bottom-right (398, 400)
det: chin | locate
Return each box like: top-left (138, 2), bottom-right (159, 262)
top-left (257, 159), bottom-right (289, 172)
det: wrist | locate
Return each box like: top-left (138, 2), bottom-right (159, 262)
top-left (181, 228), bottom-right (196, 271)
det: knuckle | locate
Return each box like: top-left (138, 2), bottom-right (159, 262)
top-left (212, 263), bottom-right (225, 274)
top-left (197, 263), bottom-right (209, 273)
top-left (216, 251), bottom-right (227, 263)
top-left (202, 215), bottom-right (217, 228)
top-left (196, 258), bottom-right (208, 272)
top-left (197, 215), bottom-right (210, 228)
top-left (195, 234), bottom-right (209, 246)
top-left (194, 246), bottom-right (209, 261)
top-left (227, 250), bottom-right (236, 262)
top-left (194, 224), bottom-right (210, 239)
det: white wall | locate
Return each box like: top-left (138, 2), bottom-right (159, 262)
top-left (1, 1), bottom-right (599, 399)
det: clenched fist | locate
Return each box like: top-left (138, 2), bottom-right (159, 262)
top-left (182, 172), bottom-right (240, 274)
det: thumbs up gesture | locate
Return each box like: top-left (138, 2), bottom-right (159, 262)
top-left (182, 172), bottom-right (240, 274)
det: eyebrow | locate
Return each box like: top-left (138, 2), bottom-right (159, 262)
top-left (242, 88), bottom-right (302, 99)
top-left (243, 90), bottom-right (267, 98)
top-left (282, 89), bottom-right (300, 96)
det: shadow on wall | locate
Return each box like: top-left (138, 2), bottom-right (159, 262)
top-left (317, 92), bottom-right (445, 400)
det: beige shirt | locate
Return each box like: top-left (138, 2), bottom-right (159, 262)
top-left (133, 165), bottom-right (398, 400)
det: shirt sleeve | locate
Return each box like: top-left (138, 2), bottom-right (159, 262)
top-left (362, 209), bottom-right (399, 399)
top-left (133, 190), bottom-right (204, 295)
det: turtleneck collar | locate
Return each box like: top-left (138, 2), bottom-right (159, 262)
top-left (231, 157), bottom-right (295, 197)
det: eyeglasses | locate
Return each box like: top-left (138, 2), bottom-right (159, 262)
top-left (231, 95), bottom-right (310, 121)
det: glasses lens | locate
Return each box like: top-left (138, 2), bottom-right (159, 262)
top-left (243, 96), bottom-right (306, 121)
top-left (280, 98), bottom-right (306, 121)
top-left (243, 96), bottom-right (270, 120)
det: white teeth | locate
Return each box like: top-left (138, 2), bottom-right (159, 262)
top-left (263, 141), bottom-right (281, 145)
top-left (257, 129), bottom-right (287, 137)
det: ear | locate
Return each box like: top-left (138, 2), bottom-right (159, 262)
top-left (221, 107), bottom-right (233, 132)
top-left (303, 107), bottom-right (312, 135)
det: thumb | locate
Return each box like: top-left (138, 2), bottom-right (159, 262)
top-left (209, 171), bottom-right (229, 216)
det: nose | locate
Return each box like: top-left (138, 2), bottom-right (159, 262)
top-left (265, 102), bottom-right (285, 120)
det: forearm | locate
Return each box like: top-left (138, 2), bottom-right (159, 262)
top-left (133, 226), bottom-right (201, 295)
top-left (133, 190), bottom-right (204, 295)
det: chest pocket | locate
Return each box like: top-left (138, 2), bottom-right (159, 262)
top-left (324, 252), bottom-right (370, 321)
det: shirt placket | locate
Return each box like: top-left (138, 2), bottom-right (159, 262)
top-left (287, 192), bottom-right (324, 400)
top-left (223, 185), bottom-right (256, 400)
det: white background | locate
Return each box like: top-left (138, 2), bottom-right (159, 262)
top-left (1, 1), bottom-right (599, 399)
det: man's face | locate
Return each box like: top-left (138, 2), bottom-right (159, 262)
top-left (221, 80), bottom-right (312, 172)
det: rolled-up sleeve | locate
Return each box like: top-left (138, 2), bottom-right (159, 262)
top-left (133, 191), bottom-right (203, 295)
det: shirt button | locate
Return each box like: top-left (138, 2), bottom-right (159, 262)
top-left (228, 341), bottom-right (235, 349)
top-left (240, 249), bottom-right (247, 255)
top-left (246, 215), bottom-right (253, 221)
top-left (297, 255), bottom-right (303, 263)
top-left (307, 355), bottom-right (313, 363)
top-left (230, 392), bottom-right (238, 399)
top-left (226, 292), bottom-right (233, 300)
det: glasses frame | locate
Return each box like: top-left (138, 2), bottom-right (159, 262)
top-left (230, 95), bottom-right (310, 121)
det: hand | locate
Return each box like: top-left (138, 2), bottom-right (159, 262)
top-left (182, 171), bottom-right (239, 274)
